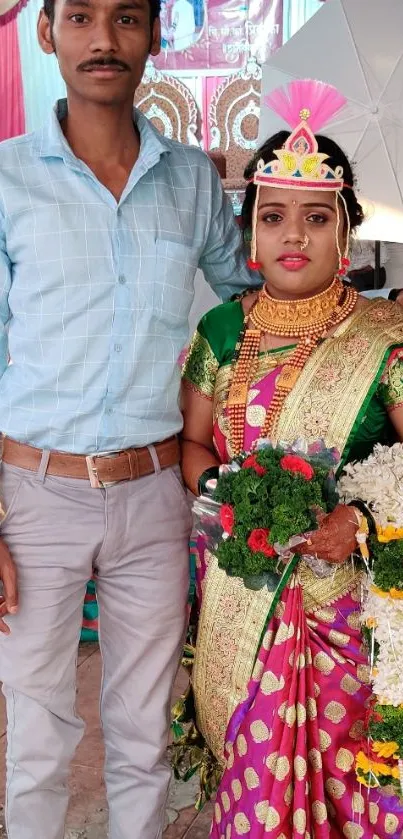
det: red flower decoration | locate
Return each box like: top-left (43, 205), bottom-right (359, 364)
top-left (247, 528), bottom-right (277, 557)
top-left (220, 504), bottom-right (235, 535)
top-left (280, 454), bottom-right (314, 481)
top-left (242, 454), bottom-right (267, 477)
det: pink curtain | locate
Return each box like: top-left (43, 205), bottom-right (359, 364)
top-left (0, 18), bottom-right (25, 141)
top-left (202, 76), bottom-right (226, 149)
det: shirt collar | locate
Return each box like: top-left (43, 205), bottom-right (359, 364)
top-left (32, 98), bottom-right (172, 168)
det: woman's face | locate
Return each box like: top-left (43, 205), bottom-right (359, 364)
top-left (255, 186), bottom-right (346, 299)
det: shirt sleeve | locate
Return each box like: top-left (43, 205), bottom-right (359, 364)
top-left (0, 207), bottom-right (11, 381)
top-left (378, 348), bottom-right (403, 411)
top-left (198, 160), bottom-right (254, 301)
top-left (361, 289), bottom-right (391, 299)
top-left (182, 323), bottom-right (219, 400)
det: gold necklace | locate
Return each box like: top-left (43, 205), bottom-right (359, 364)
top-left (226, 281), bottom-right (358, 456)
top-left (249, 278), bottom-right (344, 337)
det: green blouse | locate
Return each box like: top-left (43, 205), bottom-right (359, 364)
top-left (183, 300), bottom-right (403, 465)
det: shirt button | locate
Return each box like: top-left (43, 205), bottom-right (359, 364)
top-left (106, 407), bottom-right (113, 415)
top-left (114, 343), bottom-right (122, 353)
top-left (118, 275), bottom-right (126, 284)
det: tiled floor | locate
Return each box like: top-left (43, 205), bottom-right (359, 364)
top-left (0, 644), bottom-right (212, 838)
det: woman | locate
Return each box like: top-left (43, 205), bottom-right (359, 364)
top-left (180, 81), bottom-right (403, 837)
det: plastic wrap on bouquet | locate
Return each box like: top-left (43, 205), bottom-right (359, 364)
top-left (192, 461), bottom-right (241, 553)
top-left (192, 494), bottom-right (224, 554)
top-left (273, 533), bottom-right (337, 580)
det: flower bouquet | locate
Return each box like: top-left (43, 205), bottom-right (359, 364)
top-left (338, 442), bottom-right (403, 799)
top-left (193, 439), bottom-right (339, 592)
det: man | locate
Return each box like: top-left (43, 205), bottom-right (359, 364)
top-left (0, 1), bottom-right (251, 837)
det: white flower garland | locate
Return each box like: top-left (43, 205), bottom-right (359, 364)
top-left (361, 588), bottom-right (403, 707)
top-left (338, 442), bottom-right (403, 528)
top-left (338, 443), bottom-right (403, 796)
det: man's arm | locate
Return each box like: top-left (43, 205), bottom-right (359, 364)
top-left (362, 288), bottom-right (403, 303)
top-left (198, 161), bottom-right (255, 301)
top-left (0, 208), bottom-right (11, 379)
top-left (0, 206), bottom-right (20, 631)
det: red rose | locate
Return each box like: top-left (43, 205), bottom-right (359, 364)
top-left (280, 454), bottom-right (314, 481)
top-left (242, 454), bottom-right (267, 476)
top-left (247, 528), bottom-right (277, 557)
top-left (220, 504), bottom-right (235, 535)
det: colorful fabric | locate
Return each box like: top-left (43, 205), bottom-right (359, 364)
top-left (379, 347), bottom-right (403, 411)
top-left (0, 18), bottom-right (25, 140)
top-left (210, 581), bottom-right (402, 838)
top-left (183, 298), bottom-right (403, 465)
top-left (81, 579), bottom-right (99, 643)
top-left (185, 297), bottom-right (403, 837)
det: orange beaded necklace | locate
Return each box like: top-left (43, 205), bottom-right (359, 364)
top-left (226, 279), bottom-right (358, 456)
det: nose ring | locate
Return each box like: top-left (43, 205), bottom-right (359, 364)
top-left (300, 234), bottom-right (309, 252)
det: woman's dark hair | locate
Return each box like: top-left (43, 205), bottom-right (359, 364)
top-left (241, 130), bottom-right (364, 237)
top-left (43, 0), bottom-right (161, 23)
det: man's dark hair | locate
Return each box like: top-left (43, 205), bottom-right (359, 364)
top-left (43, 0), bottom-right (161, 24)
top-left (242, 130), bottom-right (364, 237)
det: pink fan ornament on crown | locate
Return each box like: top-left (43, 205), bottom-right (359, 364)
top-left (265, 79), bottom-right (347, 136)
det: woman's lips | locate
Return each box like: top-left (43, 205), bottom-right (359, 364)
top-left (277, 254), bottom-right (310, 272)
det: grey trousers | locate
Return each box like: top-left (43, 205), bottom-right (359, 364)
top-left (0, 454), bottom-right (192, 839)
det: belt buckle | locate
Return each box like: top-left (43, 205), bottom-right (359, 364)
top-left (86, 455), bottom-right (102, 489)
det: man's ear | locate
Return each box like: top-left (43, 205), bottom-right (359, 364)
top-left (150, 17), bottom-right (161, 57)
top-left (38, 8), bottom-right (56, 55)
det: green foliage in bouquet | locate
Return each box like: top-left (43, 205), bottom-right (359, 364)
top-left (369, 705), bottom-right (403, 754)
top-left (369, 536), bottom-right (403, 591)
top-left (212, 446), bottom-right (335, 580)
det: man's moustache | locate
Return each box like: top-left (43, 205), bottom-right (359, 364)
top-left (78, 58), bottom-right (130, 71)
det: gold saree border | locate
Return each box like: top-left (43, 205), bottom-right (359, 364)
top-left (193, 552), bottom-right (275, 763)
top-left (275, 300), bottom-right (403, 453)
top-left (213, 300), bottom-right (403, 459)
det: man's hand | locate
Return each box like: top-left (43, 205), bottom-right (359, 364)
top-left (0, 537), bottom-right (18, 634)
top-left (295, 505), bottom-right (359, 565)
top-left (388, 289), bottom-right (403, 306)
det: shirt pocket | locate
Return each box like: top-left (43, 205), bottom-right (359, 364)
top-left (153, 237), bottom-right (198, 324)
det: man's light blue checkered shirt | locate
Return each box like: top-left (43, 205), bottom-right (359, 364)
top-left (0, 100), bottom-right (251, 454)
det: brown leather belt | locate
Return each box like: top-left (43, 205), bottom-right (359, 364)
top-left (1, 435), bottom-right (180, 488)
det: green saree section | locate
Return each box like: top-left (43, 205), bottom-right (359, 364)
top-left (183, 298), bottom-right (403, 465)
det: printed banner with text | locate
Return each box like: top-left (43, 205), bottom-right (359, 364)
top-left (155, 0), bottom-right (283, 72)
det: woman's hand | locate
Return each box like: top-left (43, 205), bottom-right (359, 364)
top-left (295, 504), bottom-right (359, 565)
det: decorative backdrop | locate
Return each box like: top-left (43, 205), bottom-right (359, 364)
top-left (0, 0), bottom-right (323, 148)
top-left (154, 0), bottom-right (283, 71)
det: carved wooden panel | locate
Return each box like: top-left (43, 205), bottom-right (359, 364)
top-left (134, 60), bottom-right (200, 145)
top-left (208, 57), bottom-right (261, 181)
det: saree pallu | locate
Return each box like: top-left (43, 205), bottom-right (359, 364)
top-left (205, 565), bottom-right (402, 838)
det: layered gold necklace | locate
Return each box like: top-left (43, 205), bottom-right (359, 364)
top-left (226, 278), bottom-right (358, 456)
